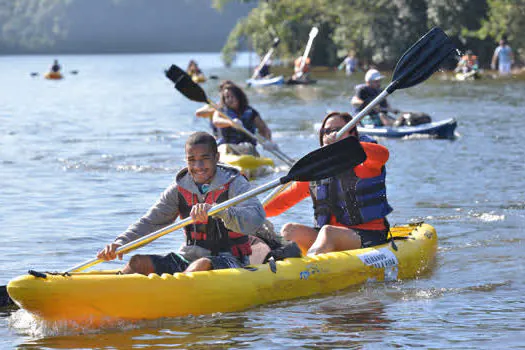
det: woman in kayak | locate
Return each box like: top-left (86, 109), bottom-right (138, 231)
top-left (209, 81), bottom-right (277, 155)
top-left (97, 132), bottom-right (266, 274)
top-left (264, 112), bottom-right (393, 255)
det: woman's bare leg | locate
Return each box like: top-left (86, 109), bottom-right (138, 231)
top-left (281, 223), bottom-right (319, 255)
top-left (307, 225), bottom-right (361, 255)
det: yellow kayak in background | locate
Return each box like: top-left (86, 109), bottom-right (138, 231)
top-left (191, 74), bottom-right (207, 83)
top-left (220, 153), bottom-right (274, 179)
top-left (7, 223), bottom-right (438, 325)
top-left (44, 71), bottom-right (63, 80)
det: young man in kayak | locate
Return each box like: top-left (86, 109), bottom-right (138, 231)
top-left (97, 132), bottom-right (266, 274)
top-left (351, 69), bottom-right (400, 126)
top-left (264, 112), bottom-right (392, 255)
top-left (210, 81), bottom-right (277, 155)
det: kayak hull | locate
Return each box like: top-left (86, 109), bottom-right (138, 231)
top-left (358, 118), bottom-right (457, 139)
top-left (455, 71), bottom-right (481, 81)
top-left (7, 223), bottom-right (437, 324)
top-left (285, 78), bottom-right (317, 85)
top-left (246, 75), bottom-right (285, 86)
top-left (44, 72), bottom-right (63, 80)
top-left (220, 154), bottom-right (274, 179)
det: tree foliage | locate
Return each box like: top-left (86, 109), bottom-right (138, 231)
top-left (221, 0), bottom-right (523, 68)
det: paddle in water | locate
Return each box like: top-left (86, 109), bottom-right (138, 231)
top-left (165, 64), bottom-right (295, 166)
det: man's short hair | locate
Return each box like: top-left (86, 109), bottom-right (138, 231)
top-left (185, 132), bottom-right (218, 154)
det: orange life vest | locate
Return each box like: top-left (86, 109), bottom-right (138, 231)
top-left (177, 183), bottom-right (251, 257)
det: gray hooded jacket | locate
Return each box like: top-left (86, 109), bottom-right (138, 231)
top-left (114, 164), bottom-right (266, 249)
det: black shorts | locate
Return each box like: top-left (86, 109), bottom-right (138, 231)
top-left (353, 228), bottom-right (388, 248)
top-left (314, 226), bottom-right (389, 248)
top-left (149, 252), bottom-right (248, 275)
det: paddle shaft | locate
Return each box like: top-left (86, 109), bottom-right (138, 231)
top-left (67, 178), bottom-right (282, 273)
top-left (251, 47), bottom-right (276, 79)
top-left (297, 28), bottom-right (318, 76)
top-left (208, 100), bottom-right (295, 166)
top-left (336, 89), bottom-right (390, 138)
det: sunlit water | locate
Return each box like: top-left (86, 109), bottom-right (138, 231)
top-left (1, 53), bottom-right (524, 349)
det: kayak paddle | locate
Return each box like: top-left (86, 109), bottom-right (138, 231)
top-left (165, 64), bottom-right (295, 166)
top-left (295, 27), bottom-right (319, 80)
top-left (62, 136), bottom-right (365, 273)
top-left (336, 27), bottom-right (457, 138)
top-left (262, 27), bottom-right (456, 209)
top-left (250, 37), bottom-right (280, 80)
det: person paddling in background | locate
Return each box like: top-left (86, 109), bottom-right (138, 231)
top-left (97, 132), bottom-right (266, 274)
top-left (50, 59), bottom-right (61, 73)
top-left (455, 50), bottom-right (479, 74)
top-left (210, 81), bottom-right (277, 156)
top-left (265, 112), bottom-right (392, 255)
top-left (258, 59), bottom-right (272, 78)
top-left (338, 51), bottom-right (359, 76)
top-left (292, 56), bottom-right (311, 81)
top-left (187, 60), bottom-right (206, 82)
top-left (351, 69), bottom-right (400, 126)
top-left (491, 39), bottom-right (514, 76)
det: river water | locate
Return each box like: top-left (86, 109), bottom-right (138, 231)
top-left (1, 52), bottom-right (524, 349)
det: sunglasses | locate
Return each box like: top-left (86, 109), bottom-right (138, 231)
top-left (320, 126), bottom-right (356, 136)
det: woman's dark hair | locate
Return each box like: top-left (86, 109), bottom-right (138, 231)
top-left (219, 82), bottom-right (249, 113)
top-left (185, 131), bottom-right (218, 155)
top-left (318, 112), bottom-right (355, 146)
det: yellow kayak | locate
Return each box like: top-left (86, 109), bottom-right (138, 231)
top-left (44, 71), bottom-right (63, 80)
top-left (191, 74), bottom-right (207, 83)
top-left (220, 153), bottom-right (274, 171)
top-left (7, 223), bottom-right (437, 324)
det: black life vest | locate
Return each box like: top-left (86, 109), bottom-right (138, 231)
top-left (217, 107), bottom-right (257, 145)
top-left (309, 168), bottom-right (393, 228)
top-left (177, 183), bottom-right (252, 257)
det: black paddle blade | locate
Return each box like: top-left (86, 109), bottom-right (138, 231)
top-left (272, 37), bottom-right (280, 48)
top-left (281, 137), bottom-right (366, 183)
top-left (388, 27), bottom-right (456, 93)
top-left (165, 64), bottom-right (208, 103)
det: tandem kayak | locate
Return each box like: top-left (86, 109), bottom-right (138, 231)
top-left (44, 72), bottom-right (63, 80)
top-left (220, 153), bottom-right (274, 179)
top-left (246, 75), bottom-right (285, 87)
top-left (7, 223), bottom-right (437, 324)
top-left (357, 118), bottom-right (457, 139)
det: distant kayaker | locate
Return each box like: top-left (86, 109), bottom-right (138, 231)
top-left (256, 59), bottom-right (272, 79)
top-left (97, 132), bottom-right (266, 274)
top-left (338, 51), bottom-right (359, 75)
top-left (351, 69), bottom-right (400, 126)
top-left (211, 81), bottom-right (277, 155)
top-left (187, 60), bottom-right (206, 82)
top-left (292, 56), bottom-right (311, 81)
top-left (455, 50), bottom-right (479, 74)
top-left (264, 112), bottom-right (392, 255)
top-left (491, 39), bottom-right (514, 76)
top-left (50, 59), bottom-right (61, 73)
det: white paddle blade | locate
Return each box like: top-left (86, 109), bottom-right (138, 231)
top-left (309, 27), bottom-right (319, 38)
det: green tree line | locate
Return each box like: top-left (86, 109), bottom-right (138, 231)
top-left (214, 0), bottom-right (524, 69)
